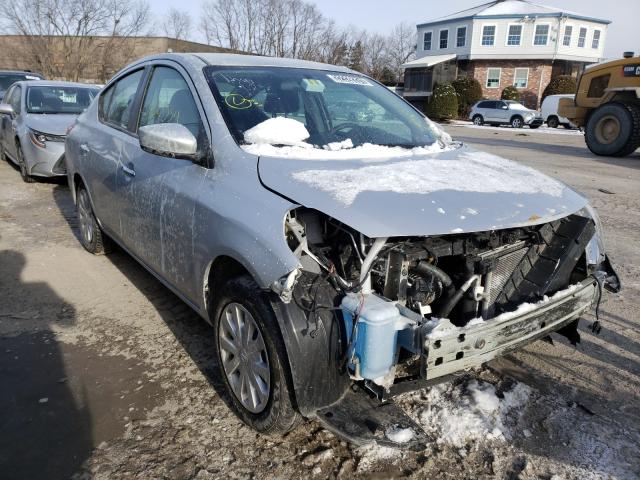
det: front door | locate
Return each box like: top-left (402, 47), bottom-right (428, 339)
top-left (118, 63), bottom-right (209, 301)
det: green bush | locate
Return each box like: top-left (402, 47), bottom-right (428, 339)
top-left (501, 85), bottom-right (520, 101)
top-left (542, 75), bottom-right (577, 101)
top-left (427, 83), bottom-right (458, 120)
top-left (452, 76), bottom-right (483, 117)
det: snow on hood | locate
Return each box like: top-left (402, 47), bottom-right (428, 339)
top-left (25, 113), bottom-right (79, 136)
top-left (257, 144), bottom-right (588, 237)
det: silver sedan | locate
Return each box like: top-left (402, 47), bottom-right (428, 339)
top-left (0, 80), bottom-right (100, 182)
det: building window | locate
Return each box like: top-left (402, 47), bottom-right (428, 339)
top-left (507, 25), bottom-right (522, 46)
top-left (486, 68), bottom-right (501, 88)
top-left (534, 24), bottom-right (549, 45)
top-left (513, 68), bottom-right (529, 88)
top-left (423, 31), bottom-right (432, 50)
top-left (456, 26), bottom-right (467, 47)
top-left (482, 25), bottom-right (495, 46)
top-left (439, 29), bottom-right (448, 49)
top-left (562, 25), bottom-right (573, 46)
top-left (592, 30), bottom-right (601, 49)
top-left (578, 27), bottom-right (587, 47)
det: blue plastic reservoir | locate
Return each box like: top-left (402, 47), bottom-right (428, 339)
top-left (341, 293), bottom-right (402, 380)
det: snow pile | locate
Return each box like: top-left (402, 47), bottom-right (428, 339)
top-left (243, 117), bottom-right (310, 146)
top-left (385, 426), bottom-right (415, 444)
top-left (356, 444), bottom-right (401, 471)
top-left (398, 379), bottom-right (531, 448)
top-left (243, 139), bottom-right (449, 160)
top-left (291, 150), bottom-right (566, 206)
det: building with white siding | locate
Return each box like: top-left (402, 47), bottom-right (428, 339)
top-left (403, 0), bottom-right (610, 109)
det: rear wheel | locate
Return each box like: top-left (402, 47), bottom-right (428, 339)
top-left (547, 116), bottom-right (559, 128)
top-left (472, 115), bottom-right (484, 126)
top-left (212, 275), bottom-right (301, 434)
top-left (76, 185), bottom-right (112, 254)
top-left (16, 144), bottom-right (34, 183)
top-left (510, 116), bottom-right (524, 128)
top-left (585, 102), bottom-right (640, 157)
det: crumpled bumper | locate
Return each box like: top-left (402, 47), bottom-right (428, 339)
top-left (421, 278), bottom-right (597, 380)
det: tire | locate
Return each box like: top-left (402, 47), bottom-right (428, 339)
top-left (0, 144), bottom-right (7, 162)
top-left (16, 144), bottom-right (35, 183)
top-left (76, 184), bottom-right (112, 254)
top-left (585, 102), bottom-right (640, 157)
top-left (472, 115), bottom-right (484, 126)
top-left (510, 116), bottom-right (524, 128)
top-left (212, 275), bottom-right (301, 434)
top-left (547, 116), bottom-right (559, 128)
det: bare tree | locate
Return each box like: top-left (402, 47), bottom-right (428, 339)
top-left (384, 22), bottom-right (416, 83)
top-left (0, 0), bottom-right (152, 82)
top-left (162, 7), bottom-right (192, 41)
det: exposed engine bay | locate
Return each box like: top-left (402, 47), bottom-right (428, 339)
top-left (280, 207), bottom-right (617, 395)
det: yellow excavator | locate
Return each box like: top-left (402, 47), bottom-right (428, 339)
top-left (559, 52), bottom-right (640, 157)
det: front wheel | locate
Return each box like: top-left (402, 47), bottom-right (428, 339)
top-left (76, 185), bottom-right (112, 254)
top-left (472, 115), bottom-right (484, 126)
top-left (585, 103), bottom-right (640, 157)
top-left (16, 144), bottom-right (35, 183)
top-left (547, 116), bottom-right (559, 128)
top-left (212, 275), bottom-right (301, 434)
top-left (510, 116), bottom-right (524, 128)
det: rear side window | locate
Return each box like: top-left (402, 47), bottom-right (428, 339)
top-left (100, 69), bottom-right (144, 130)
top-left (138, 66), bottom-right (203, 137)
top-left (477, 101), bottom-right (492, 108)
top-left (587, 74), bottom-right (610, 98)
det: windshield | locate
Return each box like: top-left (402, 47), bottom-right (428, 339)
top-left (26, 85), bottom-right (99, 114)
top-left (204, 66), bottom-right (442, 151)
top-left (0, 73), bottom-right (41, 91)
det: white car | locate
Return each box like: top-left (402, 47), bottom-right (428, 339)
top-left (541, 94), bottom-right (576, 129)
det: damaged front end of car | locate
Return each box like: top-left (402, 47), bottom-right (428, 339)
top-left (273, 205), bottom-right (619, 449)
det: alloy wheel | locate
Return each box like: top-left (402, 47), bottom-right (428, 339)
top-left (218, 302), bottom-right (271, 414)
top-left (595, 115), bottom-right (621, 145)
top-left (512, 118), bottom-right (523, 128)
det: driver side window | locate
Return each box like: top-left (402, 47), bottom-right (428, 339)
top-left (138, 66), bottom-right (203, 139)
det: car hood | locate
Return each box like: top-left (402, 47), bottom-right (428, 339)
top-left (257, 143), bottom-right (588, 237)
top-left (25, 113), bottom-right (79, 136)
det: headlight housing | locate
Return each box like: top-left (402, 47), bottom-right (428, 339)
top-left (28, 128), bottom-right (65, 148)
top-left (579, 204), bottom-right (606, 267)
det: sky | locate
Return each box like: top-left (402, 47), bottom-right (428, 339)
top-left (152, 0), bottom-right (639, 59)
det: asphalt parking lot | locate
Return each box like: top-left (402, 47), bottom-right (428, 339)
top-left (1, 126), bottom-right (639, 479)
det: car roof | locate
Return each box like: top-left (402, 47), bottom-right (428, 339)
top-left (0, 70), bottom-right (43, 76)
top-left (132, 52), bottom-right (355, 74)
top-left (14, 80), bottom-right (101, 89)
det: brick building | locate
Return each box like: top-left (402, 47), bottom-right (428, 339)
top-left (0, 35), bottom-right (239, 84)
top-left (402, 0), bottom-right (610, 110)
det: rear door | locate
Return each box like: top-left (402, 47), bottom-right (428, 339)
top-left (85, 68), bottom-right (146, 238)
top-left (118, 62), bottom-right (209, 299)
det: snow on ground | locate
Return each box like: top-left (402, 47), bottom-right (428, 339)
top-left (449, 120), bottom-right (584, 136)
top-left (397, 379), bottom-right (532, 449)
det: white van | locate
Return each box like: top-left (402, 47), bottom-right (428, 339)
top-left (541, 94), bottom-right (576, 129)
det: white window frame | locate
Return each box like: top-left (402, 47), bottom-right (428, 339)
top-left (481, 24), bottom-right (496, 46)
top-left (456, 26), bottom-right (467, 48)
top-left (513, 68), bottom-right (529, 88)
top-left (577, 26), bottom-right (588, 48)
top-left (592, 29), bottom-right (601, 49)
top-left (423, 30), bottom-right (433, 51)
top-left (439, 28), bottom-right (449, 49)
top-left (532, 23), bottom-right (550, 46)
top-left (486, 67), bottom-right (501, 88)
top-left (562, 24), bottom-right (573, 47)
top-left (505, 23), bottom-right (523, 46)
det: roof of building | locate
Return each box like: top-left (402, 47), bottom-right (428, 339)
top-left (418, 0), bottom-right (611, 27)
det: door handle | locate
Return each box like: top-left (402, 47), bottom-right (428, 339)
top-left (121, 164), bottom-right (136, 177)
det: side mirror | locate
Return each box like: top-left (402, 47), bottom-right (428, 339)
top-left (138, 123), bottom-right (198, 159)
top-left (0, 103), bottom-right (14, 116)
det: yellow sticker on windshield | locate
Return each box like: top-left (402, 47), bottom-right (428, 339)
top-left (225, 93), bottom-right (260, 110)
top-left (302, 79), bottom-right (325, 92)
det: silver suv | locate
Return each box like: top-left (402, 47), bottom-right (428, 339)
top-left (469, 100), bottom-right (543, 128)
top-left (65, 53), bottom-right (619, 448)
